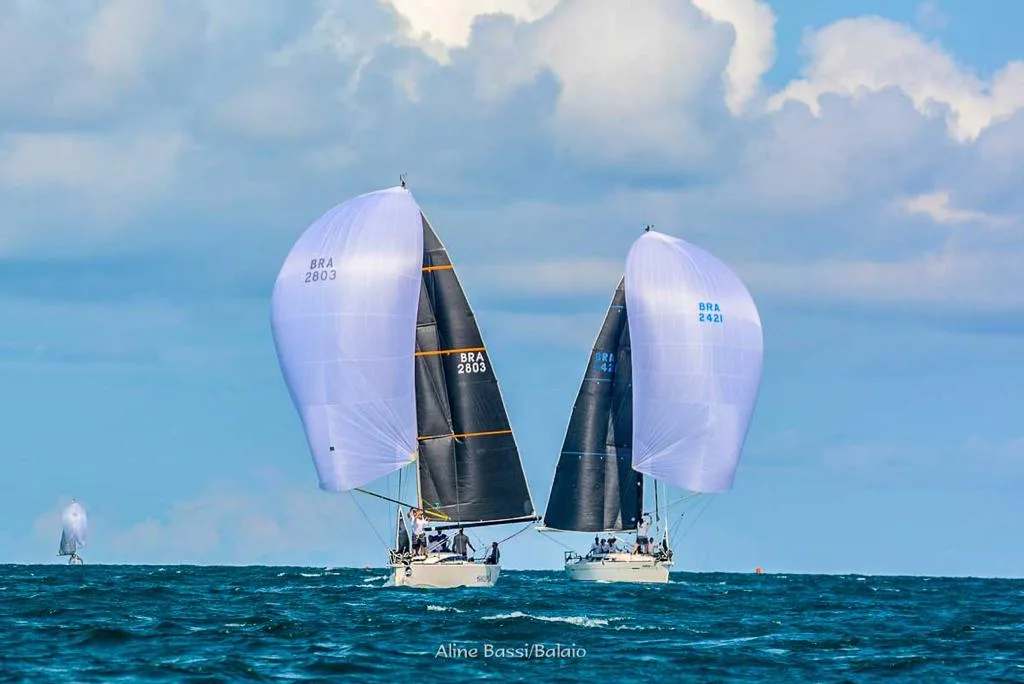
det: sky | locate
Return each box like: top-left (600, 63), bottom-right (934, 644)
top-left (2, 0), bottom-right (1023, 576)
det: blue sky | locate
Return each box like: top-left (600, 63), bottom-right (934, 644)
top-left (2, 0), bottom-right (1023, 576)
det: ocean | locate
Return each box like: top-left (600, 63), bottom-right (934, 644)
top-left (1, 566), bottom-right (1021, 682)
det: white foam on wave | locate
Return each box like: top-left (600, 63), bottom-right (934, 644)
top-left (613, 623), bottom-right (660, 632)
top-left (482, 611), bottom-right (610, 628)
top-left (689, 635), bottom-right (770, 649)
top-left (427, 605), bottom-right (464, 613)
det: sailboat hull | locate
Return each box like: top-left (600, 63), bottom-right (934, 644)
top-left (390, 554), bottom-right (500, 588)
top-left (565, 553), bottom-right (670, 583)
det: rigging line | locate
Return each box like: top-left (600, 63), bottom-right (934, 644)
top-left (349, 492), bottom-right (390, 553)
top-left (467, 527), bottom-right (493, 558)
top-left (677, 494), bottom-right (717, 540)
top-left (670, 511), bottom-right (688, 540)
top-left (353, 488), bottom-right (449, 521)
top-left (495, 522), bottom-right (534, 546)
top-left (535, 529), bottom-right (575, 552)
top-left (664, 492), bottom-right (702, 510)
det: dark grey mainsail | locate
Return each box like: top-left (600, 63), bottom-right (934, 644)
top-left (395, 511), bottom-right (410, 554)
top-left (543, 278), bottom-right (642, 532)
top-left (58, 529), bottom-right (76, 556)
top-left (414, 215), bottom-right (536, 529)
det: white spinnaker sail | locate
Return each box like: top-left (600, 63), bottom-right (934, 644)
top-left (271, 186), bottom-right (423, 491)
top-left (59, 502), bottom-right (87, 555)
top-left (625, 230), bottom-right (763, 493)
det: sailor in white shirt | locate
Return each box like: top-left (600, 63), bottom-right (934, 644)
top-left (588, 536), bottom-right (601, 557)
top-left (634, 513), bottom-right (652, 555)
top-left (409, 508), bottom-right (428, 556)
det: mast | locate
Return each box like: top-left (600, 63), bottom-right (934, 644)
top-left (543, 279), bottom-right (641, 533)
top-left (413, 213), bottom-right (538, 531)
top-left (653, 478), bottom-right (660, 533)
top-left (662, 481), bottom-right (670, 549)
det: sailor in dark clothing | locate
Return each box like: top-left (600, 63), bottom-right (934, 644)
top-left (451, 529), bottom-right (475, 559)
top-left (485, 542), bottom-right (500, 565)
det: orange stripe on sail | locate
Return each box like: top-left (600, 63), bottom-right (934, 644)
top-left (414, 346), bottom-right (486, 357)
top-left (422, 264), bottom-right (453, 272)
top-left (418, 429), bottom-right (513, 441)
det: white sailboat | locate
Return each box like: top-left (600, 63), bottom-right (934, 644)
top-left (58, 500), bottom-right (87, 565)
top-left (271, 182), bottom-right (538, 588)
top-left (540, 228), bottom-right (763, 583)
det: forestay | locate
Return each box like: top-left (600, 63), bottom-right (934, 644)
top-left (625, 230), bottom-right (763, 493)
top-left (271, 187), bottom-right (423, 491)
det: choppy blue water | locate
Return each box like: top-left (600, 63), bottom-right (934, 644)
top-left (1, 566), bottom-right (1021, 682)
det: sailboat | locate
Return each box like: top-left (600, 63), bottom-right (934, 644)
top-left (271, 181), bottom-right (538, 588)
top-left (540, 228), bottom-right (763, 583)
top-left (58, 500), bottom-right (87, 565)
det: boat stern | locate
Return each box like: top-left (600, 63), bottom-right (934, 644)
top-left (564, 552), bottom-right (669, 584)
top-left (391, 555), bottom-right (500, 588)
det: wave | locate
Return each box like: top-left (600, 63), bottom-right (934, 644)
top-left (427, 605), bottom-right (463, 613)
top-left (482, 611), bottom-right (612, 628)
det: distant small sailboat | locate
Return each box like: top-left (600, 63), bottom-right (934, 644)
top-left (271, 181), bottom-right (538, 588)
top-left (58, 500), bottom-right (87, 565)
top-left (540, 228), bottom-right (763, 583)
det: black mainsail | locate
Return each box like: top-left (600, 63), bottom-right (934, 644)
top-left (414, 215), bottom-right (537, 529)
top-left (543, 278), bottom-right (642, 532)
top-left (395, 511), bottom-right (410, 554)
top-left (58, 529), bottom-right (76, 557)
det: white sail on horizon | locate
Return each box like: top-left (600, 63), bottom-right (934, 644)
top-left (626, 230), bottom-right (763, 493)
top-left (59, 501), bottom-right (88, 556)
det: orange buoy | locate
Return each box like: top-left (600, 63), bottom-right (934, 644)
top-left (755, 566), bottom-right (763, 574)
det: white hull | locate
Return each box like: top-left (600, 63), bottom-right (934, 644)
top-left (565, 553), bottom-right (670, 583)
top-left (391, 553), bottom-right (500, 588)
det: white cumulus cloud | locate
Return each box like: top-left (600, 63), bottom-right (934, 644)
top-left (770, 17), bottom-right (1024, 142)
top-left (381, 0), bottom-right (558, 61)
top-left (692, 0), bottom-right (776, 114)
